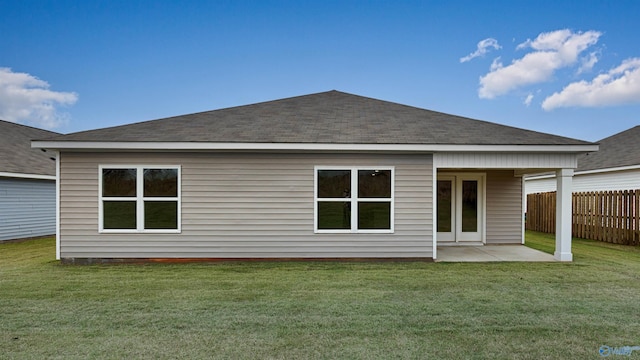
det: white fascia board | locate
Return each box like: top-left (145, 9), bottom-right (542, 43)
top-left (575, 164), bottom-right (640, 175)
top-left (525, 164), bottom-right (640, 180)
top-left (32, 141), bottom-right (599, 153)
top-left (0, 171), bottom-right (56, 180)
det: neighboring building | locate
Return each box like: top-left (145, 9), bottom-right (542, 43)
top-left (525, 126), bottom-right (640, 194)
top-left (33, 91), bottom-right (597, 262)
top-left (0, 120), bottom-right (59, 241)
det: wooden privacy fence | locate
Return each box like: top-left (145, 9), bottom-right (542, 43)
top-left (526, 192), bottom-right (556, 234)
top-left (526, 190), bottom-right (640, 246)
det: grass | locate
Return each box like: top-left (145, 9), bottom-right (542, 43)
top-left (1, 233), bottom-right (640, 359)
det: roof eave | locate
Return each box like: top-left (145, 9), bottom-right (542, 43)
top-left (0, 171), bottom-right (56, 180)
top-left (32, 141), bottom-right (599, 153)
top-left (525, 164), bottom-right (640, 180)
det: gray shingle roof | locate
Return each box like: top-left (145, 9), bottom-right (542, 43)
top-left (0, 120), bottom-right (59, 176)
top-left (43, 90), bottom-right (591, 146)
top-left (577, 126), bottom-right (640, 172)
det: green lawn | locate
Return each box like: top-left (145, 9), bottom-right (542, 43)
top-left (1, 233), bottom-right (640, 359)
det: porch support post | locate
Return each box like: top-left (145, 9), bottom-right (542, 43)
top-left (555, 168), bottom-right (573, 262)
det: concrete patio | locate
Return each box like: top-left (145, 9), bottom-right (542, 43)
top-left (435, 245), bottom-right (556, 262)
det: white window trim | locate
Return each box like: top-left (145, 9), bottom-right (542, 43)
top-left (98, 165), bottom-right (181, 234)
top-left (314, 166), bottom-right (394, 234)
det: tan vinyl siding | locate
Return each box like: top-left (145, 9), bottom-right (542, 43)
top-left (485, 170), bottom-right (522, 244)
top-left (59, 152), bottom-right (433, 258)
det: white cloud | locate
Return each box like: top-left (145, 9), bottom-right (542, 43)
top-left (478, 29), bottom-right (601, 99)
top-left (490, 57), bottom-right (502, 71)
top-left (0, 67), bottom-right (78, 129)
top-left (577, 51), bottom-right (599, 74)
top-left (524, 93), bottom-right (534, 107)
top-left (460, 38), bottom-right (501, 63)
top-left (542, 58), bottom-right (640, 110)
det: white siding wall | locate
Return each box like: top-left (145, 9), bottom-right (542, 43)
top-left (0, 177), bottom-right (56, 241)
top-left (485, 171), bottom-right (522, 244)
top-left (525, 169), bottom-right (640, 195)
top-left (59, 152), bottom-right (433, 259)
top-left (524, 177), bottom-right (556, 194)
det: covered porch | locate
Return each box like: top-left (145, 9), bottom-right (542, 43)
top-left (433, 151), bottom-right (580, 262)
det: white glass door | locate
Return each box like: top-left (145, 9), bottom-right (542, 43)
top-left (437, 174), bottom-right (484, 243)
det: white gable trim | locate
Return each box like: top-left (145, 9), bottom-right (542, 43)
top-left (32, 141), bottom-right (598, 153)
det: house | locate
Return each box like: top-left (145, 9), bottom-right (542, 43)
top-left (525, 126), bottom-right (640, 194)
top-left (0, 120), bottom-right (59, 241)
top-left (32, 91), bottom-right (597, 262)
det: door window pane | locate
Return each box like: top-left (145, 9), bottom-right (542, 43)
top-left (437, 180), bottom-right (452, 232)
top-left (358, 202), bottom-right (391, 229)
top-left (103, 201), bottom-right (136, 229)
top-left (102, 169), bottom-right (136, 197)
top-left (317, 170), bottom-right (351, 198)
top-left (461, 180), bottom-right (478, 232)
top-left (144, 169), bottom-right (178, 197)
top-left (318, 201), bottom-right (351, 229)
top-left (145, 201), bottom-right (178, 229)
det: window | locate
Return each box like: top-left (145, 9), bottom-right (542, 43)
top-left (99, 166), bottom-right (180, 233)
top-left (315, 167), bottom-right (394, 233)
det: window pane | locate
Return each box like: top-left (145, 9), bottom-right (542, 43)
top-left (358, 170), bottom-right (391, 198)
top-left (461, 180), bottom-right (478, 232)
top-left (358, 202), bottom-right (391, 230)
top-left (317, 170), bottom-right (351, 198)
top-left (102, 169), bottom-right (136, 197)
top-left (144, 169), bottom-right (178, 197)
top-left (145, 201), bottom-right (178, 229)
top-left (318, 201), bottom-right (351, 229)
top-left (437, 180), bottom-right (452, 232)
top-left (103, 201), bottom-right (136, 229)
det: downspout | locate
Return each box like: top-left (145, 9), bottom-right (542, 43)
top-left (521, 176), bottom-right (526, 245)
top-left (432, 156), bottom-right (438, 260)
top-left (55, 151), bottom-right (60, 260)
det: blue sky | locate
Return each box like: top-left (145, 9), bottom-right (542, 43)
top-left (1, 0), bottom-right (639, 142)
